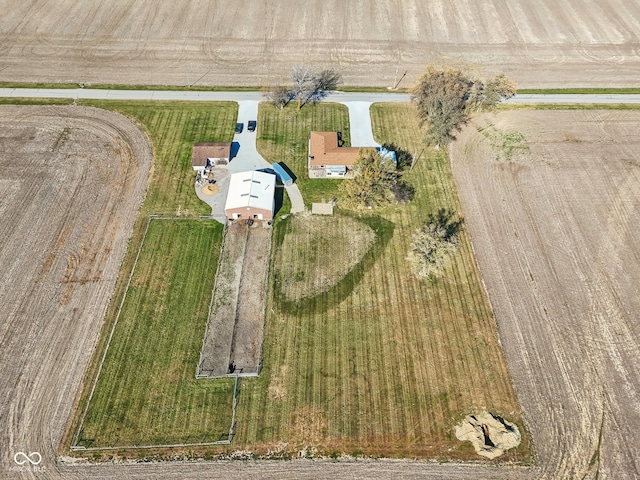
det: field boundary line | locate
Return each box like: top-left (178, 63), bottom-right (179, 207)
top-left (70, 375), bottom-right (241, 452)
top-left (196, 219), bottom-right (230, 378)
top-left (72, 215), bottom-right (153, 448)
top-left (253, 226), bottom-right (273, 376)
top-left (72, 215), bottom-right (220, 448)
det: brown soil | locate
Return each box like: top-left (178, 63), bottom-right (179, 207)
top-left (450, 110), bottom-right (640, 479)
top-left (202, 183), bottom-right (219, 195)
top-left (198, 221), bottom-right (272, 377)
top-left (0, 106), bottom-right (151, 475)
top-left (1, 1), bottom-right (639, 88)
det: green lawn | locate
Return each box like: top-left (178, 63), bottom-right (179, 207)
top-left (78, 100), bottom-right (237, 216)
top-left (63, 99), bottom-right (528, 461)
top-left (75, 219), bottom-right (233, 448)
top-left (230, 103), bottom-right (530, 461)
top-left (257, 102), bottom-right (350, 206)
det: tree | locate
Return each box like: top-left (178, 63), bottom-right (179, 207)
top-left (481, 73), bottom-right (517, 110)
top-left (410, 65), bottom-right (472, 148)
top-left (290, 64), bottom-right (317, 110)
top-left (410, 65), bottom-right (516, 147)
top-left (290, 64), bottom-right (342, 109)
top-left (339, 150), bottom-right (398, 209)
top-left (407, 209), bottom-right (463, 278)
top-left (263, 84), bottom-right (292, 109)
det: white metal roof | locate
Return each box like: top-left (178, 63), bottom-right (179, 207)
top-left (224, 170), bottom-right (275, 212)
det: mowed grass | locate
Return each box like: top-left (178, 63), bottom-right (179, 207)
top-left (66, 101), bottom-right (237, 451)
top-left (257, 102), bottom-right (350, 205)
top-left (78, 100), bottom-right (237, 216)
top-left (76, 219), bottom-right (233, 448)
top-left (232, 103), bottom-right (530, 461)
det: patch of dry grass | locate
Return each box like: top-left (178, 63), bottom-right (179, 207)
top-left (273, 214), bottom-right (375, 301)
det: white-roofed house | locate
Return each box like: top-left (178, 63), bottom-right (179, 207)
top-left (224, 170), bottom-right (276, 221)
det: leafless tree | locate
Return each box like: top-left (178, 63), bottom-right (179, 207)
top-left (290, 65), bottom-right (342, 109)
top-left (262, 84), bottom-right (292, 109)
top-left (290, 64), bottom-right (317, 110)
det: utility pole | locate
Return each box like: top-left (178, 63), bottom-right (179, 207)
top-left (393, 70), bottom-right (408, 90)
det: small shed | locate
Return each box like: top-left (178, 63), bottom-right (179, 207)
top-left (271, 162), bottom-right (294, 186)
top-left (224, 170), bottom-right (276, 221)
top-left (192, 142), bottom-right (232, 171)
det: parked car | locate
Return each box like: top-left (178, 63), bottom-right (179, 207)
top-left (234, 122), bottom-right (243, 134)
top-left (248, 120), bottom-right (257, 132)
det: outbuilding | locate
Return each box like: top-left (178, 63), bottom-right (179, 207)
top-left (224, 170), bottom-right (276, 221)
top-left (192, 142), bottom-right (232, 171)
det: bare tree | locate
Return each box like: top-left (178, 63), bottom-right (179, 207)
top-left (290, 64), bottom-right (318, 110)
top-left (262, 85), bottom-right (291, 109)
top-left (290, 65), bottom-right (342, 109)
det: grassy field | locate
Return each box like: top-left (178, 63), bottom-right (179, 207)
top-left (229, 103), bottom-right (530, 460)
top-left (74, 218), bottom-right (233, 448)
top-left (78, 100), bottom-right (237, 216)
top-left (257, 102), bottom-right (350, 206)
top-left (61, 99), bottom-right (527, 461)
top-left (64, 101), bottom-right (237, 453)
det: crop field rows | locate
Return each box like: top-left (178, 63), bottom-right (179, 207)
top-left (56, 100), bottom-right (528, 462)
top-left (450, 110), bottom-right (640, 478)
top-left (233, 103), bottom-right (529, 459)
top-left (1, 1), bottom-right (640, 88)
top-left (0, 105), bottom-right (151, 472)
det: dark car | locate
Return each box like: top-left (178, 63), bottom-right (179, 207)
top-left (234, 122), bottom-right (243, 134)
top-left (248, 120), bottom-right (257, 132)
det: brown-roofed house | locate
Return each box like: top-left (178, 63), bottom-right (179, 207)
top-left (192, 142), bottom-right (232, 170)
top-left (307, 132), bottom-right (375, 178)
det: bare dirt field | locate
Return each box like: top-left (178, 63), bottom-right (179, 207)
top-left (199, 221), bottom-right (271, 377)
top-left (1, 1), bottom-right (639, 88)
top-left (0, 106), bottom-right (150, 476)
top-left (450, 110), bottom-right (640, 478)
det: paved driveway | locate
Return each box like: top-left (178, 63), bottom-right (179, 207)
top-left (341, 101), bottom-right (380, 147)
top-left (196, 100), bottom-right (305, 218)
top-left (197, 100), bottom-right (269, 219)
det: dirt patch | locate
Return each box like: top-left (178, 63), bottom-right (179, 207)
top-left (202, 183), bottom-right (219, 195)
top-left (450, 110), bottom-right (640, 478)
top-left (275, 213), bottom-right (375, 301)
top-left (455, 412), bottom-right (521, 459)
top-left (198, 221), bottom-right (272, 377)
top-left (0, 106), bottom-right (150, 473)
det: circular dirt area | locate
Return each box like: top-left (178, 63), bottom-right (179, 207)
top-left (202, 184), bottom-right (219, 195)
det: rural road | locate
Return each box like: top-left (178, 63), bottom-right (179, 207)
top-left (2, 88), bottom-right (640, 104)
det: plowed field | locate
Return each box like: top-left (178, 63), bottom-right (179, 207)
top-left (0, 1), bottom-right (639, 88)
top-left (0, 106), bottom-right (150, 475)
top-left (450, 110), bottom-right (640, 478)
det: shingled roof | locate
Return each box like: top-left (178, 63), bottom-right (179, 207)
top-left (192, 142), bottom-right (232, 168)
top-left (308, 132), bottom-right (375, 166)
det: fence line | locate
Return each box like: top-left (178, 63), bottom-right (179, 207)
top-left (196, 218), bottom-right (229, 378)
top-left (71, 374), bottom-right (241, 452)
top-left (72, 215), bottom-right (153, 448)
top-left (72, 216), bottom-right (223, 449)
